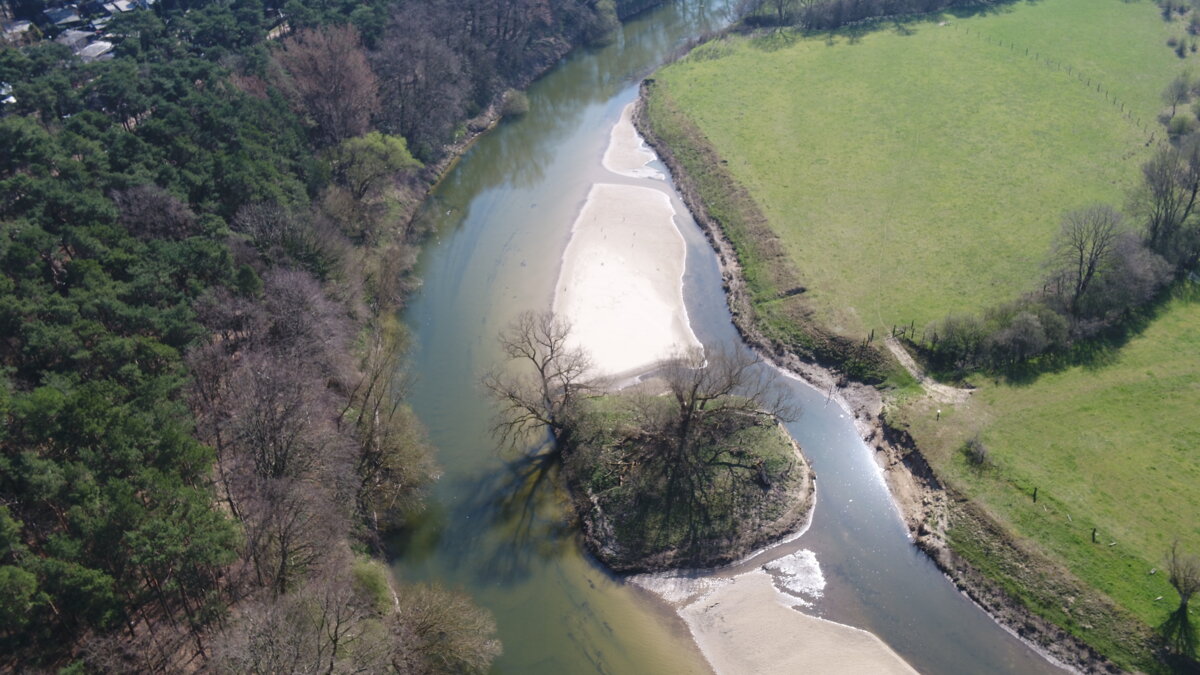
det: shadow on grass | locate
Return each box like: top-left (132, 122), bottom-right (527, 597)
top-left (796, 0), bottom-right (1028, 48)
top-left (1158, 605), bottom-right (1199, 672)
top-left (999, 284), bottom-right (1198, 387)
top-left (924, 283), bottom-right (1199, 388)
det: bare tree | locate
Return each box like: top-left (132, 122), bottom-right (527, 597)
top-left (1050, 205), bottom-right (1121, 316)
top-left (241, 478), bottom-right (345, 596)
top-left (659, 345), bottom-right (797, 459)
top-left (1162, 541), bottom-right (1200, 660)
top-left (766, 0), bottom-right (798, 24)
top-left (394, 584), bottom-right (503, 674)
top-left (112, 185), bottom-right (198, 241)
top-left (212, 555), bottom-right (379, 674)
top-left (276, 25), bottom-right (381, 146)
top-left (372, 5), bottom-right (469, 159)
top-left (1169, 541), bottom-right (1200, 612)
top-left (1164, 73), bottom-right (1192, 118)
top-left (341, 319), bottom-right (438, 536)
top-left (1135, 139), bottom-right (1200, 262)
top-left (482, 311), bottom-right (600, 452)
top-left (226, 353), bottom-right (337, 481)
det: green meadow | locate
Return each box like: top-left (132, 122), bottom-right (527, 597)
top-left (648, 0), bottom-right (1200, 668)
top-left (650, 0), bottom-right (1187, 337)
top-left (898, 288), bottom-right (1200, 669)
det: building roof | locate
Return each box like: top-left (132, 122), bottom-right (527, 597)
top-left (54, 28), bottom-right (93, 50)
top-left (43, 6), bottom-right (83, 25)
top-left (3, 20), bottom-right (34, 35)
top-left (78, 40), bottom-right (113, 62)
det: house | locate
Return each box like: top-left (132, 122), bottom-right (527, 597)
top-left (43, 6), bottom-right (84, 26)
top-left (3, 20), bottom-right (34, 38)
top-left (54, 27), bottom-right (93, 51)
top-left (1, 82), bottom-right (15, 106)
top-left (78, 39), bottom-right (113, 62)
top-left (103, 0), bottom-right (137, 12)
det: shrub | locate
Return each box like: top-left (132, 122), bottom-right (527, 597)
top-left (500, 89), bottom-right (530, 118)
top-left (962, 434), bottom-right (990, 468)
top-left (1169, 114), bottom-right (1196, 138)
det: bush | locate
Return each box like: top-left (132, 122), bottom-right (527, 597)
top-left (1169, 114), bottom-right (1196, 138)
top-left (500, 89), bottom-right (529, 118)
top-left (962, 434), bottom-right (990, 468)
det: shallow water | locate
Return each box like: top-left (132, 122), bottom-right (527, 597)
top-left (394, 2), bottom-right (1066, 672)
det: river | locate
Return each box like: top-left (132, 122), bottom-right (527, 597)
top-left (393, 2), bottom-right (1066, 673)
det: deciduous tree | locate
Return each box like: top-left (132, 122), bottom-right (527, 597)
top-left (1049, 205), bottom-right (1121, 316)
top-left (276, 25), bottom-right (380, 146)
top-left (482, 311), bottom-right (599, 452)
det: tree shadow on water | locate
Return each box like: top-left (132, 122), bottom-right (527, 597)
top-left (452, 448), bottom-right (579, 586)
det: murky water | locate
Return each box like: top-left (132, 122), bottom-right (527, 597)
top-left (394, 2), bottom-right (1065, 673)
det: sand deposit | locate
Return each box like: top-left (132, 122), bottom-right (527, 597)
top-left (603, 102), bottom-right (666, 179)
top-left (553, 182), bottom-right (702, 377)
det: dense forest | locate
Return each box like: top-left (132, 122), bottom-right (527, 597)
top-left (0, 0), bottom-right (638, 670)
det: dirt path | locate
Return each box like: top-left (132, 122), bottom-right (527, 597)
top-left (884, 337), bottom-right (972, 405)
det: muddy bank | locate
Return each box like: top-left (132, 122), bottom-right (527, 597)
top-left (632, 87), bottom-right (1122, 675)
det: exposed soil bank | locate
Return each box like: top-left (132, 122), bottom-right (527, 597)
top-left (633, 85), bottom-right (1123, 674)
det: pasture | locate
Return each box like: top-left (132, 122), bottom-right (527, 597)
top-left (650, 0), bottom-right (1186, 336)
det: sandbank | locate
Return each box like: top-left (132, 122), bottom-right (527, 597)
top-left (680, 571), bottom-right (918, 675)
top-left (602, 102), bottom-right (666, 179)
top-left (553, 182), bottom-right (702, 377)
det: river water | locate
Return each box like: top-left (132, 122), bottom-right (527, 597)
top-left (394, 2), bottom-right (1066, 673)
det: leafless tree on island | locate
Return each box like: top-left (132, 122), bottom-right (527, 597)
top-left (481, 310), bottom-right (602, 454)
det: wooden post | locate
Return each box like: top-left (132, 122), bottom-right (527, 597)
top-left (1092, 528), bottom-right (1097, 543)
top-left (1033, 487), bottom-right (1038, 503)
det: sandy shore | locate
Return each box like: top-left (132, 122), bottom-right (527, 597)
top-left (553, 182), bottom-right (702, 377)
top-left (633, 550), bottom-right (917, 675)
top-left (680, 571), bottom-right (918, 675)
top-left (603, 102), bottom-right (666, 180)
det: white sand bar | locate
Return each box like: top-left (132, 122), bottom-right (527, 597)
top-left (680, 571), bottom-right (918, 675)
top-left (602, 102), bottom-right (665, 179)
top-left (553, 183), bottom-right (702, 378)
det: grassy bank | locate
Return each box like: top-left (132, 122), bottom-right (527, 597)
top-left (894, 286), bottom-right (1200, 669)
top-left (647, 0), bottom-right (1184, 338)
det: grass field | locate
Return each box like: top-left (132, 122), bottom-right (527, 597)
top-left (896, 287), bottom-right (1200, 668)
top-left (650, 0), bottom-right (1187, 337)
top-left (645, 0), bottom-right (1200, 668)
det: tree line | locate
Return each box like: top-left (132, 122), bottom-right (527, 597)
top-left (921, 130), bottom-right (1198, 376)
top-left (739, 0), bottom-right (1007, 31)
top-left (1, 0), bottom-right (635, 669)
